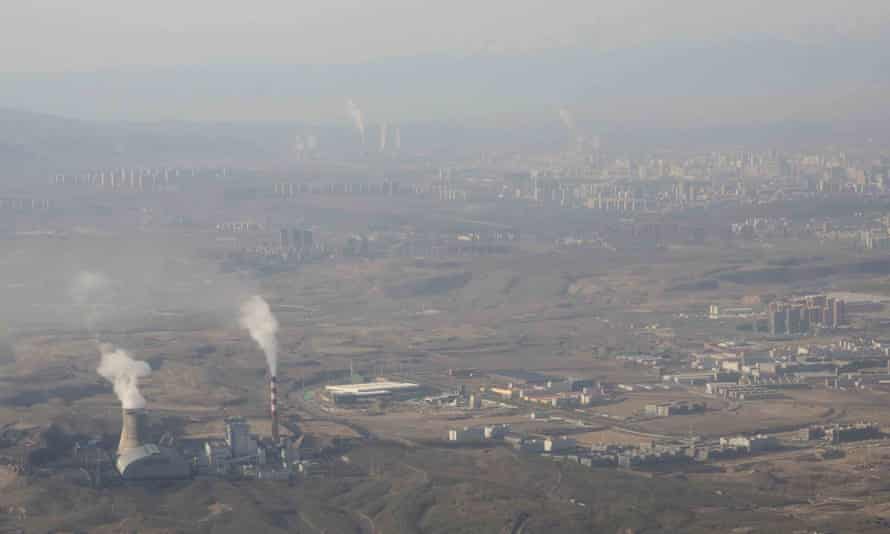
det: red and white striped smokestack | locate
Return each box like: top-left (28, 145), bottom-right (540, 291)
top-left (270, 375), bottom-right (279, 443)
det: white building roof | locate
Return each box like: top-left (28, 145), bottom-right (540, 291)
top-left (324, 382), bottom-right (419, 395)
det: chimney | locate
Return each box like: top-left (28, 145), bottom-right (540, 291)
top-left (118, 408), bottom-right (146, 455)
top-left (270, 376), bottom-right (279, 443)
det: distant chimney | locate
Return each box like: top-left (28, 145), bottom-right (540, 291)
top-left (118, 408), bottom-right (146, 455)
top-left (270, 376), bottom-right (279, 443)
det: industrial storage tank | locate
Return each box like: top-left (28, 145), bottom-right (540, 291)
top-left (116, 444), bottom-right (191, 480)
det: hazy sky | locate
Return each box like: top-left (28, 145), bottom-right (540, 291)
top-left (3, 0), bottom-right (890, 72)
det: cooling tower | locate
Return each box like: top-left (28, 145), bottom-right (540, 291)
top-left (118, 408), bottom-right (146, 455)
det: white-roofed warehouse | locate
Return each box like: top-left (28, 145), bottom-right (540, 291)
top-left (323, 381), bottom-right (420, 404)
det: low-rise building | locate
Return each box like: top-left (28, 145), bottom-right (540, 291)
top-left (447, 427), bottom-right (485, 443)
top-left (204, 440), bottom-right (232, 470)
top-left (826, 422), bottom-right (880, 444)
top-left (483, 424), bottom-right (510, 440)
top-left (544, 437), bottom-right (576, 453)
top-left (489, 386), bottom-right (518, 400)
top-left (708, 383), bottom-right (785, 401)
top-left (644, 401), bottom-right (706, 417)
top-left (662, 371), bottom-right (736, 385)
top-left (719, 434), bottom-right (779, 453)
top-left (617, 447), bottom-right (691, 469)
top-left (799, 422), bottom-right (880, 443)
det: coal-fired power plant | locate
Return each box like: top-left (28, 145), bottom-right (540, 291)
top-left (117, 408), bottom-right (146, 455)
top-left (270, 375), bottom-right (279, 443)
top-left (81, 297), bottom-right (299, 484)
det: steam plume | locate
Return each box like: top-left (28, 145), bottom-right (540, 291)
top-left (558, 108), bottom-right (576, 131)
top-left (379, 122), bottom-right (388, 152)
top-left (346, 98), bottom-right (366, 145)
top-left (97, 343), bottom-right (151, 410)
top-left (70, 271), bottom-right (113, 332)
top-left (240, 296), bottom-right (280, 377)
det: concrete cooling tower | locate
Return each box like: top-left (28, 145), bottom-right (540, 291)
top-left (118, 408), bottom-right (146, 455)
top-left (115, 408), bottom-right (191, 480)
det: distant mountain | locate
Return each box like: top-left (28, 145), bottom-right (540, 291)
top-left (1, 35), bottom-right (889, 124)
top-left (2, 35), bottom-right (890, 178)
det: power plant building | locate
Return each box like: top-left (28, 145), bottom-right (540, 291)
top-left (225, 417), bottom-right (257, 458)
top-left (115, 408), bottom-right (190, 480)
top-left (117, 444), bottom-right (191, 480)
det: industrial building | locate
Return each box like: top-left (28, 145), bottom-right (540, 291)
top-left (799, 422), bottom-right (881, 444)
top-left (617, 446), bottom-right (692, 468)
top-left (644, 401), bottom-right (706, 417)
top-left (484, 424), bottom-right (510, 439)
top-left (447, 427), bottom-right (485, 443)
top-left (323, 380), bottom-right (420, 404)
top-left (661, 370), bottom-right (737, 385)
top-left (707, 383), bottom-right (785, 401)
top-left (447, 424), bottom-right (511, 443)
top-left (544, 437), bottom-right (576, 453)
top-left (488, 370), bottom-right (551, 385)
top-left (200, 417), bottom-right (299, 478)
top-left (424, 392), bottom-right (461, 406)
top-left (117, 444), bottom-right (192, 480)
top-left (115, 408), bottom-right (191, 481)
top-left (226, 416), bottom-right (256, 458)
top-left (546, 377), bottom-right (596, 392)
top-left (488, 386), bottom-right (518, 400)
top-left (195, 375), bottom-right (297, 479)
top-left (522, 391), bottom-right (579, 408)
top-left (719, 435), bottom-right (779, 453)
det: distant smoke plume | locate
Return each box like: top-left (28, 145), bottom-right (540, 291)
top-left (379, 122), bottom-right (388, 152)
top-left (558, 108), bottom-right (576, 131)
top-left (70, 271), bottom-right (113, 332)
top-left (346, 98), bottom-right (366, 145)
top-left (240, 296), bottom-right (280, 377)
top-left (97, 343), bottom-right (151, 410)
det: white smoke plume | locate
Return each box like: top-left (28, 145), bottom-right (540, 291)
top-left (346, 98), bottom-right (366, 145)
top-left (379, 122), bottom-right (388, 152)
top-left (97, 343), bottom-right (151, 410)
top-left (70, 271), bottom-right (114, 333)
top-left (240, 295), bottom-right (280, 377)
top-left (558, 107), bottom-right (576, 131)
